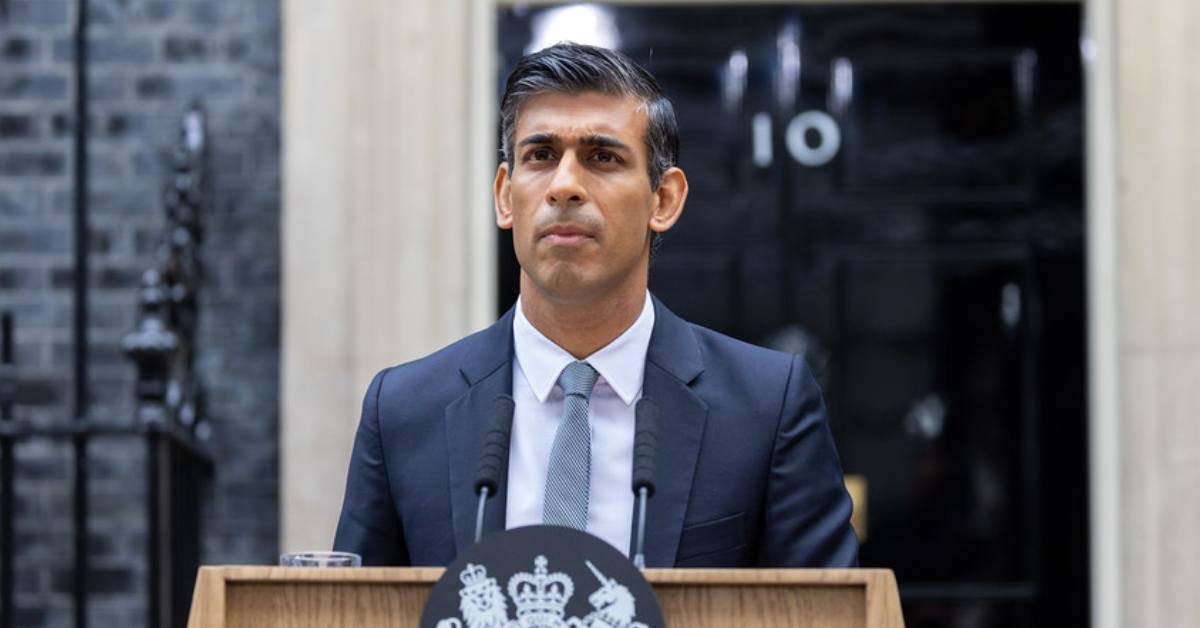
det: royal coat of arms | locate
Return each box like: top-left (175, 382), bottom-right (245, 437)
top-left (434, 556), bottom-right (649, 628)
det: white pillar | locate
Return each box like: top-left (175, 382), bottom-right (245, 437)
top-left (280, 0), bottom-right (496, 554)
top-left (1089, 0), bottom-right (1200, 625)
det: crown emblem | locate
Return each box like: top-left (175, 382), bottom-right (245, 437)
top-left (454, 563), bottom-right (508, 626)
top-left (434, 553), bottom-right (648, 628)
top-left (507, 556), bottom-right (574, 626)
top-left (459, 563), bottom-right (490, 588)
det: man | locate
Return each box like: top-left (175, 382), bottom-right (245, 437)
top-left (334, 43), bottom-right (857, 568)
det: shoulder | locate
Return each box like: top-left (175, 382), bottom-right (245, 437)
top-left (648, 297), bottom-right (806, 404)
top-left (370, 324), bottom-right (506, 411)
top-left (675, 322), bottom-right (817, 420)
top-left (687, 322), bottom-right (798, 380)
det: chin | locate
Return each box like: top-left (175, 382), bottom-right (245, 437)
top-left (532, 264), bottom-right (603, 302)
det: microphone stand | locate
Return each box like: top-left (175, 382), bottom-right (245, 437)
top-left (475, 486), bottom-right (491, 544)
top-left (473, 395), bottom-right (515, 545)
top-left (633, 486), bottom-right (649, 569)
top-left (631, 397), bottom-right (659, 570)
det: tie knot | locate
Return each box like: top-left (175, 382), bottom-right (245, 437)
top-left (559, 361), bottom-right (598, 398)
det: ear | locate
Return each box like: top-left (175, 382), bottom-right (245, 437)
top-left (649, 166), bottom-right (688, 234)
top-left (494, 162), bottom-right (513, 230)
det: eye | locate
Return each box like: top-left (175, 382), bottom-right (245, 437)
top-left (526, 147), bottom-right (554, 161)
top-left (591, 150), bottom-right (618, 164)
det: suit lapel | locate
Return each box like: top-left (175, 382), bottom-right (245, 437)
top-left (640, 297), bottom-right (708, 567)
top-left (445, 307), bottom-right (516, 556)
top-left (444, 297), bottom-right (707, 566)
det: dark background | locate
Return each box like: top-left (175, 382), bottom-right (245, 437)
top-left (499, 4), bottom-right (1089, 627)
top-left (0, 1), bottom-right (280, 625)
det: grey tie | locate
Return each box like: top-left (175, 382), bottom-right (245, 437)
top-left (542, 360), bottom-right (599, 530)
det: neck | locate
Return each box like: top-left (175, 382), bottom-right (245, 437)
top-left (519, 274), bottom-right (647, 360)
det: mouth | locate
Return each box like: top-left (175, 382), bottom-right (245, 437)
top-left (539, 224), bottom-right (596, 246)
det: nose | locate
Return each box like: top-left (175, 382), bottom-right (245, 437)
top-left (546, 152), bottom-right (587, 207)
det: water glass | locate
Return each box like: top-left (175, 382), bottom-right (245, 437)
top-left (279, 551), bottom-right (362, 567)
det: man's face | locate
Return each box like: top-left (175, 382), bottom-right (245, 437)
top-left (494, 90), bottom-right (682, 304)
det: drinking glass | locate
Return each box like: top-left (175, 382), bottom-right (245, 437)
top-left (279, 551), bottom-right (362, 567)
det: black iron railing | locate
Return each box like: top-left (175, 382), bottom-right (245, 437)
top-left (1, 313), bottom-right (16, 628)
top-left (0, 104), bottom-right (214, 628)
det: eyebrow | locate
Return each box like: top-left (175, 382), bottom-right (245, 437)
top-left (517, 133), bottom-right (632, 152)
top-left (581, 134), bottom-right (632, 151)
top-left (517, 132), bottom-right (556, 147)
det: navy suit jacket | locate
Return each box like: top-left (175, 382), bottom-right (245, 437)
top-left (333, 297), bottom-right (858, 568)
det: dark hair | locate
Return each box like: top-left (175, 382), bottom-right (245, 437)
top-left (500, 42), bottom-right (679, 190)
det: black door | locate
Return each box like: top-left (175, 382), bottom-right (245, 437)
top-left (498, 5), bottom-right (1088, 626)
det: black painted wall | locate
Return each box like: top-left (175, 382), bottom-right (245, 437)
top-left (0, 1), bottom-right (280, 625)
top-left (499, 5), bottom-right (1088, 627)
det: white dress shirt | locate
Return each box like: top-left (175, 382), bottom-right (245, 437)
top-left (506, 291), bottom-right (655, 555)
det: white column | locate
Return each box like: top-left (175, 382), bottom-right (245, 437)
top-left (280, 0), bottom-right (495, 553)
top-left (1089, 0), bottom-right (1200, 625)
top-left (1114, 0), bottom-right (1200, 625)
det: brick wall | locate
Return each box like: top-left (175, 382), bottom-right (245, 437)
top-left (0, 1), bottom-right (280, 626)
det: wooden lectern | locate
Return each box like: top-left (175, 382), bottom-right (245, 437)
top-left (187, 566), bottom-right (904, 627)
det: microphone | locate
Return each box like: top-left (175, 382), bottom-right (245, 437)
top-left (473, 394), bottom-right (515, 544)
top-left (631, 396), bottom-right (659, 569)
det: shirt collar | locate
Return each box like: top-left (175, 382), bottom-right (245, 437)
top-left (512, 291), bottom-right (655, 406)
